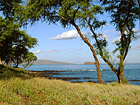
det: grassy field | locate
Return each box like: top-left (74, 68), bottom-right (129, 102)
top-left (0, 65), bottom-right (140, 105)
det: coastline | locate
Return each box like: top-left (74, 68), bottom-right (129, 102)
top-left (28, 70), bottom-right (140, 84)
top-left (28, 70), bottom-right (97, 83)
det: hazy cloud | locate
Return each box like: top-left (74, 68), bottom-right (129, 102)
top-left (33, 49), bottom-right (41, 54)
top-left (133, 45), bottom-right (140, 50)
top-left (49, 30), bottom-right (79, 40)
top-left (104, 29), bottom-right (116, 33)
top-left (33, 48), bottom-right (71, 55)
top-left (111, 37), bottom-right (120, 43)
top-left (102, 34), bottom-right (110, 40)
top-left (33, 49), bottom-right (61, 54)
top-left (46, 49), bottom-right (60, 53)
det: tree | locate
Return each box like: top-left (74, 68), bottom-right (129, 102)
top-left (0, 17), bottom-right (37, 67)
top-left (0, 0), bottom-right (37, 68)
top-left (23, 52), bottom-right (37, 70)
top-left (0, 17), bottom-right (18, 64)
top-left (17, 0), bottom-right (104, 84)
top-left (96, 0), bottom-right (140, 83)
top-left (0, 0), bottom-right (23, 19)
top-left (0, 0), bottom-right (24, 64)
top-left (18, 0), bottom-right (140, 84)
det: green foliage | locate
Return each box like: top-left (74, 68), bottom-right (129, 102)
top-left (101, 0), bottom-right (140, 55)
top-left (0, 64), bottom-right (8, 73)
top-left (23, 52), bottom-right (37, 69)
top-left (0, 17), bottom-right (37, 67)
top-left (123, 78), bottom-right (129, 84)
top-left (103, 0), bottom-right (139, 30)
top-left (0, 0), bottom-right (23, 17)
top-left (0, 64), bottom-right (29, 81)
top-left (0, 64), bottom-right (28, 74)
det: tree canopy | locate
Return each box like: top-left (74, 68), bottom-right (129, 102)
top-left (0, 0), bottom-right (23, 19)
top-left (0, 17), bottom-right (37, 67)
top-left (23, 52), bottom-right (37, 69)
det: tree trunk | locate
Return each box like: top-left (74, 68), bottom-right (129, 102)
top-left (0, 57), bottom-right (2, 64)
top-left (93, 52), bottom-right (104, 84)
top-left (88, 23), bottom-right (118, 76)
top-left (118, 55), bottom-right (124, 84)
top-left (73, 23), bottom-right (104, 84)
top-left (117, 71), bottom-right (124, 84)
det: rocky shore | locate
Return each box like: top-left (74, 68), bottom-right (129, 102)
top-left (29, 70), bottom-right (140, 83)
top-left (28, 70), bottom-right (97, 83)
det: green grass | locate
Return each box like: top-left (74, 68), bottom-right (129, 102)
top-left (0, 65), bottom-right (140, 105)
top-left (0, 64), bottom-right (30, 80)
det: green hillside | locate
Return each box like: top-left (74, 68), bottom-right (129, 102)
top-left (0, 65), bottom-right (140, 105)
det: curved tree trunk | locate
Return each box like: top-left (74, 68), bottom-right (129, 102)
top-left (73, 23), bottom-right (104, 84)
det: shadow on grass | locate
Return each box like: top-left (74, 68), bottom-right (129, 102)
top-left (0, 64), bottom-right (31, 80)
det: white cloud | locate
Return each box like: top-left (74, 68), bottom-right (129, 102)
top-left (133, 45), bottom-right (140, 50)
top-left (46, 49), bottom-right (60, 53)
top-left (33, 49), bottom-right (60, 54)
top-left (102, 34), bottom-right (110, 40)
top-left (49, 30), bottom-right (79, 40)
top-left (33, 49), bottom-right (41, 54)
top-left (111, 37), bottom-right (120, 43)
top-left (104, 29), bottom-right (116, 33)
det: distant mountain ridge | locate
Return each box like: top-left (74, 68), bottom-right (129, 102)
top-left (33, 59), bottom-right (73, 65)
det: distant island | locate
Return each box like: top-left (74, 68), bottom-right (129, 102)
top-left (84, 62), bottom-right (96, 64)
top-left (33, 59), bottom-right (73, 65)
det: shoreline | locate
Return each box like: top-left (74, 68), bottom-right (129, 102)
top-left (28, 70), bottom-right (97, 83)
top-left (28, 70), bottom-right (140, 84)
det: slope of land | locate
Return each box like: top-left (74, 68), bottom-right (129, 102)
top-left (33, 59), bottom-right (73, 65)
top-left (0, 65), bottom-right (140, 105)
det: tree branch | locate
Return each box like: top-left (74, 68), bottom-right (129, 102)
top-left (72, 6), bottom-right (80, 21)
top-left (120, 1), bottom-right (131, 61)
top-left (123, 31), bottom-right (131, 60)
top-left (56, 15), bottom-right (68, 21)
top-left (87, 20), bottom-right (118, 75)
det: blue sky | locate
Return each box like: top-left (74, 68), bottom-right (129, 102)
top-left (23, 14), bottom-right (140, 64)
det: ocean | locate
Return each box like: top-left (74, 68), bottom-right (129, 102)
top-left (24, 63), bottom-right (140, 86)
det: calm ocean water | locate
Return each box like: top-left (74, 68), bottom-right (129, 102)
top-left (24, 64), bottom-right (140, 86)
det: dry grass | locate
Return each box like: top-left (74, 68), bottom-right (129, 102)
top-left (0, 76), bottom-right (140, 105)
top-left (0, 65), bottom-right (140, 105)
